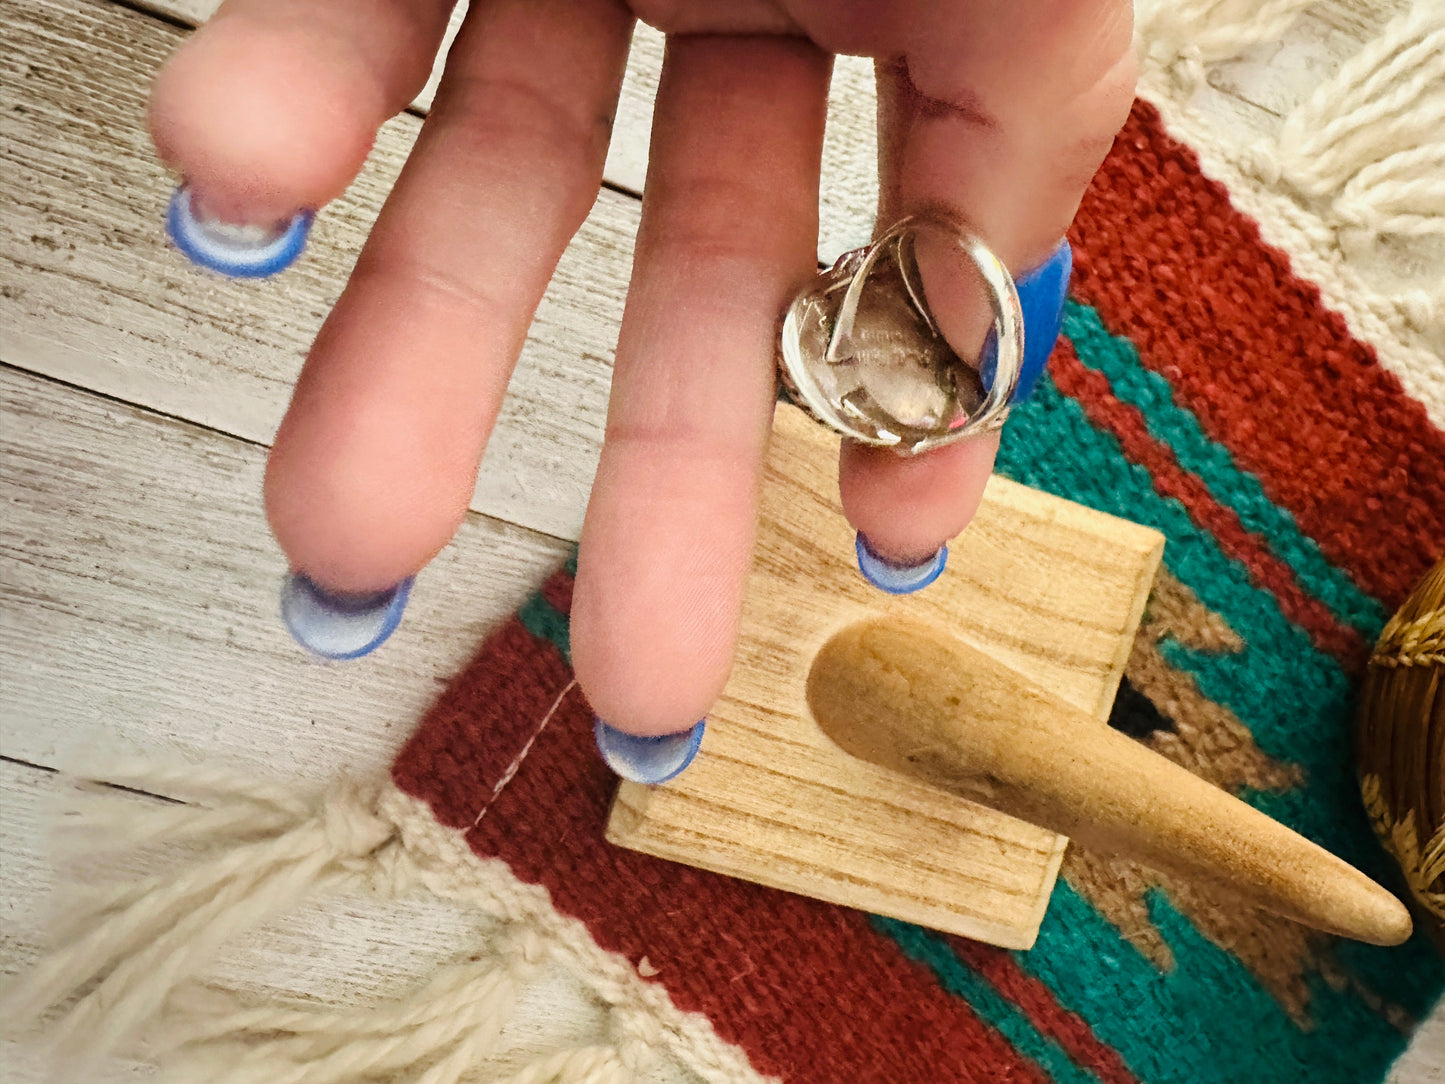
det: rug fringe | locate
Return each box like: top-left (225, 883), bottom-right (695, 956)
top-left (1139, 0), bottom-right (1318, 91)
top-left (1141, 0), bottom-right (1445, 249)
top-left (1136, 0), bottom-right (1445, 374)
top-left (2, 768), bottom-right (763, 1083)
top-left (3, 771), bottom-right (397, 1077)
top-left (1248, 3), bottom-right (1445, 248)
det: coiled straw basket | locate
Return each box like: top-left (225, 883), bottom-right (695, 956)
top-left (1358, 558), bottom-right (1445, 951)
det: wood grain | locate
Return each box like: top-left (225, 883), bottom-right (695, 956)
top-left (128, 0), bottom-right (881, 262)
top-left (0, 365), bottom-right (568, 783)
top-left (607, 406), bottom-right (1164, 949)
top-left (1, 0), bottom-right (632, 543)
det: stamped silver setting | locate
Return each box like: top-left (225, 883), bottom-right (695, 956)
top-left (778, 215), bottom-right (1023, 455)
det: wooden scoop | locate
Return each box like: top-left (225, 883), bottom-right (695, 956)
top-left (806, 617), bottom-right (1413, 946)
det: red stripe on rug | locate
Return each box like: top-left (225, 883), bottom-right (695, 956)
top-left (540, 572), bottom-right (573, 616)
top-left (1070, 101), bottom-right (1445, 608)
top-left (392, 596), bottom-right (1054, 1084)
top-left (948, 937), bottom-right (1140, 1084)
top-left (392, 615), bottom-right (574, 826)
top-left (1051, 341), bottom-right (1369, 669)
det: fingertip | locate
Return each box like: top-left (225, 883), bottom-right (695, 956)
top-left (570, 583), bottom-right (737, 740)
top-left (570, 486), bottom-right (749, 738)
top-left (855, 534), bottom-right (948, 594)
top-left (263, 405), bottom-right (472, 596)
top-left (150, 17), bottom-right (381, 222)
top-left (165, 185), bottom-right (312, 277)
top-left (280, 572), bottom-right (412, 660)
top-left (839, 432), bottom-right (999, 564)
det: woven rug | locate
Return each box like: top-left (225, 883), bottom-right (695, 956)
top-left (9, 7), bottom-right (1445, 1083)
top-left (385, 97), bottom-right (1445, 1082)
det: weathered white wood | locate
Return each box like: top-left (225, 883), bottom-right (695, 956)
top-left (0, 366), bottom-right (568, 781)
top-left (125, 0), bottom-right (880, 260)
top-left (2, 0), bottom-right (630, 543)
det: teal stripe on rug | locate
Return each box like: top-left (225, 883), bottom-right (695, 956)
top-left (874, 917), bottom-right (1105, 1084)
top-left (997, 376), bottom-right (1444, 1017)
top-left (1061, 300), bottom-right (1389, 640)
top-left (518, 548), bottom-right (578, 661)
top-left (998, 377), bottom-right (1353, 845)
top-left (1016, 882), bottom-right (1412, 1084)
top-left (518, 592), bottom-right (571, 663)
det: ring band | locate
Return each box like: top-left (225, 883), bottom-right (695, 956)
top-left (777, 215), bottom-right (1025, 456)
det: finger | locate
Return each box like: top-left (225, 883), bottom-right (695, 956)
top-left (264, 0), bottom-right (633, 592)
top-left (626, 0), bottom-right (798, 34)
top-left (149, 0), bottom-right (456, 224)
top-left (840, 433), bottom-right (999, 566)
top-left (885, 0), bottom-right (1136, 269)
top-left (842, 0), bottom-right (1136, 563)
top-left (571, 35), bottom-right (831, 736)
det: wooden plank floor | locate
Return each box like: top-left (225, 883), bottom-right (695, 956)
top-left (2, 0), bottom-right (1440, 1079)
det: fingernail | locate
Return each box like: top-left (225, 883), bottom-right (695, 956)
top-left (1011, 239), bottom-right (1072, 402)
top-left (280, 572), bottom-right (412, 660)
top-left (856, 533), bottom-right (947, 595)
top-left (594, 718), bottom-right (705, 785)
top-left (166, 185), bottom-right (312, 278)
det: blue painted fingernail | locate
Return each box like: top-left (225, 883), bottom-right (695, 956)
top-left (1012, 239), bottom-right (1072, 402)
top-left (166, 185), bottom-right (312, 278)
top-left (856, 533), bottom-right (947, 595)
top-left (594, 718), bottom-right (705, 784)
top-left (280, 573), bottom-right (412, 660)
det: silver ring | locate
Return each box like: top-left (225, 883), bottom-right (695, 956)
top-left (777, 215), bottom-right (1023, 455)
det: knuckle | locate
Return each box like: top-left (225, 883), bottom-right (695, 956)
top-left (436, 70), bottom-right (613, 171)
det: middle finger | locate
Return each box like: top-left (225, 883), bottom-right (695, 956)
top-left (572, 33), bottom-right (832, 737)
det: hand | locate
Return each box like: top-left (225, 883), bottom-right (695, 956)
top-left (149, 0), bottom-right (1136, 757)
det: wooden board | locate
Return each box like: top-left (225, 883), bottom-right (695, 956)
top-left (607, 407), bottom-right (1164, 949)
top-left (0, 366), bottom-right (568, 783)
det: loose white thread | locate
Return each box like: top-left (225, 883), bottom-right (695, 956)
top-left (474, 677), bottom-right (578, 828)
